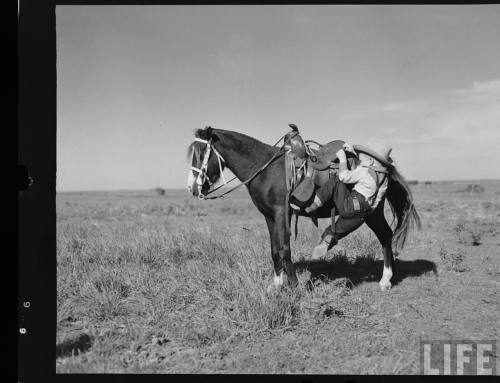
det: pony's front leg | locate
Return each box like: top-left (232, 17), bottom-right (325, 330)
top-left (265, 216), bottom-right (285, 293)
top-left (276, 211), bottom-right (298, 288)
top-left (278, 246), bottom-right (298, 288)
top-left (265, 212), bottom-right (298, 292)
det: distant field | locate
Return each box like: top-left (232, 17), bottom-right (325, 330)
top-left (56, 181), bottom-right (500, 373)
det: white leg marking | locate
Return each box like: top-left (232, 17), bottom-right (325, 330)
top-left (379, 265), bottom-right (393, 291)
top-left (273, 270), bottom-right (284, 288)
top-left (267, 271), bottom-right (284, 294)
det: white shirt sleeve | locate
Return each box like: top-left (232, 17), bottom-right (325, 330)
top-left (338, 166), bottom-right (364, 184)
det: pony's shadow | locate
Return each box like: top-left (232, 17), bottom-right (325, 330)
top-left (294, 256), bottom-right (437, 288)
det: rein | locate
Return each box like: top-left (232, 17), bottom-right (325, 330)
top-left (192, 130), bottom-right (298, 200)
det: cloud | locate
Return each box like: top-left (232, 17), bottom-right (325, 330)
top-left (379, 101), bottom-right (422, 113)
top-left (451, 78), bottom-right (500, 98)
top-left (343, 78), bottom-right (500, 179)
top-left (421, 79), bottom-right (500, 153)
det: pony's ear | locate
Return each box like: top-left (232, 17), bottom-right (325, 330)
top-left (204, 126), bottom-right (219, 142)
top-left (196, 126), bottom-right (212, 140)
top-left (195, 126), bottom-right (219, 142)
top-left (210, 129), bottom-right (220, 143)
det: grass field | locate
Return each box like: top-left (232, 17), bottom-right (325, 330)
top-left (56, 180), bottom-right (500, 373)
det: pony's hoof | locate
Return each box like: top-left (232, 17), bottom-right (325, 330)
top-left (379, 280), bottom-right (392, 291)
top-left (266, 284), bottom-right (273, 294)
top-left (266, 283), bottom-right (281, 295)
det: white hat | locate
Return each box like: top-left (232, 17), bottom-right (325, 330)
top-left (353, 144), bottom-right (394, 167)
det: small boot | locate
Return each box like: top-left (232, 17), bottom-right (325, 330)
top-left (310, 234), bottom-right (335, 260)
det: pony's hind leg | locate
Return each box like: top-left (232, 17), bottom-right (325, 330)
top-left (365, 201), bottom-right (394, 291)
top-left (379, 242), bottom-right (394, 291)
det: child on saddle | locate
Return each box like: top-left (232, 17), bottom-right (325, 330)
top-left (300, 142), bottom-right (392, 260)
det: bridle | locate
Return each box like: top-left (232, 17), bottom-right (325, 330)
top-left (189, 128), bottom-right (299, 200)
top-left (189, 137), bottom-right (227, 199)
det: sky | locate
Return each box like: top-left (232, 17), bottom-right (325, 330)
top-left (56, 5), bottom-right (500, 191)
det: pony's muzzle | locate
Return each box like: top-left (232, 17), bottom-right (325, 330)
top-left (188, 184), bottom-right (199, 197)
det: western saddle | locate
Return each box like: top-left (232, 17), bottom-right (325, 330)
top-left (284, 123), bottom-right (356, 186)
top-left (284, 124), bottom-right (357, 237)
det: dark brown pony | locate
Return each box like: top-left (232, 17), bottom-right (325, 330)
top-left (187, 127), bottom-right (421, 292)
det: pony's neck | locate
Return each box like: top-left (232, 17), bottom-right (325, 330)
top-left (213, 129), bottom-right (277, 182)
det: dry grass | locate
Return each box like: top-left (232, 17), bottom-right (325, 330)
top-left (56, 182), bottom-right (500, 373)
top-left (439, 246), bottom-right (467, 272)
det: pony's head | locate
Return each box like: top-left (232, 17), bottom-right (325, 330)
top-left (186, 126), bottom-right (226, 198)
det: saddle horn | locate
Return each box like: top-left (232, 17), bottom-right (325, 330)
top-left (288, 123), bottom-right (299, 132)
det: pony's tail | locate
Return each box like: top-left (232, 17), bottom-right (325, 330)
top-left (385, 165), bottom-right (421, 253)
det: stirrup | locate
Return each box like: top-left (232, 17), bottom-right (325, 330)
top-left (290, 200), bottom-right (314, 214)
top-left (305, 195), bottom-right (323, 213)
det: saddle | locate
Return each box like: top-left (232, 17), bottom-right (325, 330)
top-left (285, 125), bottom-right (356, 186)
top-left (284, 124), bottom-right (357, 237)
top-left (285, 124), bottom-right (356, 172)
top-left (308, 140), bottom-right (354, 171)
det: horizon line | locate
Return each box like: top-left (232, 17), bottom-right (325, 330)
top-left (56, 178), bottom-right (500, 193)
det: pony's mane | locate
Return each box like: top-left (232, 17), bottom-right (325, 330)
top-left (196, 127), bottom-right (272, 147)
top-left (217, 129), bottom-right (274, 149)
top-left (193, 127), bottom-right (278, 156)
top-left (188, 127), bottom-right (278, 165)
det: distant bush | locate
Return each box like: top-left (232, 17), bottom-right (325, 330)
top-left (420, 201), bottom-right (438, 212)
top-left (457, 184), bottom-right (485, 193)
top-left (439, 246), bottom-right (467, 272)
top-left (424, 181), bottom-right (432, 185)
top-left (454, 220), bottom-right (482, 246)
top-left (408, 180), bottom-right (419, 185)
top-left (154, 187), bottom-right (166, 195)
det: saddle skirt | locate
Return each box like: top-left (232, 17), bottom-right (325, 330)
top-left (307, 140), bottom-right (356, 171)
